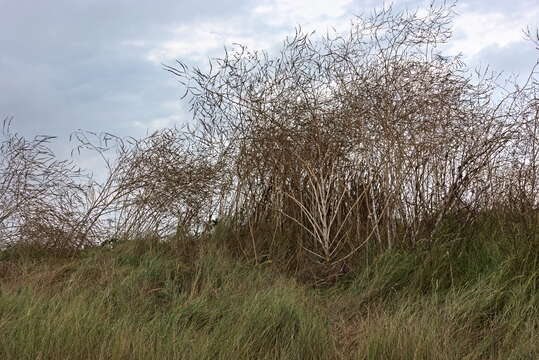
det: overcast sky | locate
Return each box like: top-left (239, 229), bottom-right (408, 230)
top-left (1, 0), bottom-right (538, 159)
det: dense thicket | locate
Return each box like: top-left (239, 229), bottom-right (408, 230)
top-left (1, 3), bottom-right (538, 278)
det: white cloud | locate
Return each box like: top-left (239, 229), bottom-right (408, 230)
top-left (121, 40), bottom-right (147, 48)
top-left (131, 101), bottom-right (190, 133)
top-left (132, 115), bottom-right (183, 133)
top-left (145, 0), bottom-right (356, 64)
top-left (145, 19), bottom-right (285, 64)
top-left (252, 0), bottom-right (353, 28)
top-left (146, 26), bottom-right (219, 63)
top-left (450, 8), bottom-right (539, 57)
top-left (147, 19), bottom-right (282, 63)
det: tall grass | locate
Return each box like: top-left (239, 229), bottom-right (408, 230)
top-left (0, 237), bottom-right (333, 359)
top-left (1, 215), bottom-right (539, 359)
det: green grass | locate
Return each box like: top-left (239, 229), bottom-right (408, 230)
top-left (1, 216), bottom-right (538, 359)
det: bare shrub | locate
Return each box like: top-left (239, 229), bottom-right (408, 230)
top-left (0, 121), bottom-right (225, 252)
top-left (164, 2), bottom-right (536, 269)
top-left (0, 118), bottom-right (94, 251)
top-left (1, 2), bottom-right (537, 277)
top-left (71, 127), bottom-right (226, 241)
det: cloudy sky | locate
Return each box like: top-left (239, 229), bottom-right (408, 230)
top-left (1, 0), bottom-right (538, 158)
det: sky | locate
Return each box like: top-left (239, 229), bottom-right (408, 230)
top-left (1, 0), bottom-right (538, 162)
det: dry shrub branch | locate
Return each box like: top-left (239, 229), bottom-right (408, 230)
top-left (1, 3), bottom-right (538, 276)
top-left (164, 3), bottom-right (538, 267)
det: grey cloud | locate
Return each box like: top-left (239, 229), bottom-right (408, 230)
top-left (471, 41), bottom-right (538, 78)
top-left (459, 0), bottom-right (537, 13)
top-left (0, 0), bottom-right (251, 143)
top-left (0, 0), bottom-right (537, 159)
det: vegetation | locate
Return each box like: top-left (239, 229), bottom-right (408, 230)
top-left (1, 215), bottom-right (539, 359)
top-left (1, 2), bottom-right (539, 358)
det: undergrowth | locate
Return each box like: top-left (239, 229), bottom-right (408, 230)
top-left (1, 215), bottom-right (538, 359)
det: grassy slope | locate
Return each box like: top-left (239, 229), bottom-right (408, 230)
top-left (1, 216), bottom-right (538, 359)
